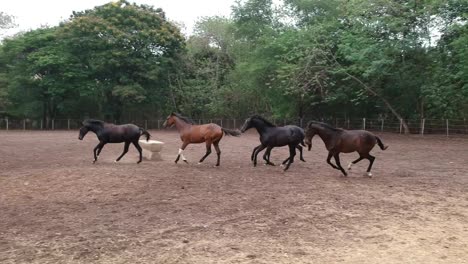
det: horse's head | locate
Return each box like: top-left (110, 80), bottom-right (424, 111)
top-left (240, 117), bottom-right (253, 133)
top-left (78, 125), bottom-right (89, 140)
top-left (304, 122), bottom-right (319, 151)
top-left (163, 113), bottom-right (176, 128)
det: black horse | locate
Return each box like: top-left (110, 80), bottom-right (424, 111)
top-left (240, 115), bottom-right (305, 171)
top-left (78, 119), bottom-right (151, 164)
top-left (304, 121), bottom-right (388, 177)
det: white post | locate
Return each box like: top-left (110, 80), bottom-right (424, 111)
top-left (363, 118), bottom-right (366, 130)
top-left (67, 119), bottom-right (70, 130)
top-left (446, 119), bottom-right (449, 137)
top-left (381, 119), bottom-right (384, 132)
top-left (399, 119), bottom-right (403, 134)
top-left (220, 119), bottom-right (223, 127)
top-left (6, 118), bottom-right (8, 130)
top-left (421, 119), bottom-right (425, 135)
top-left (157, 120), bottom-right (160, 129)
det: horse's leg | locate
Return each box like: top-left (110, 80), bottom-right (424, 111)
top-left (175, 142), bottom-right (189, 164)
top-left (253, 145), bottom-right (267, 167)
top-left (97, 144), bottom-right (105, 157)
top-left (251, 145), bottom-right (261, 161)
top-left (348, 155), bottom-right (364, 170)
top-left (333, 153), bottom-right (347, 176)
top-left (132, 141), bottom-right (143, 164)
top-left (93, 142), bottom-right (105, 163)
top-left (296, 145), bottom-right (305, 162)
top-left (283, 145), bottom-right (296, 171)
top-left (364, 154), bottom-right (375, 177)
top-left (213, 140), bottom-right (222, 166)
top-left (263, 146), bottom-right (275, 166)
top-left (326, 152), bottom-right (339, 170)
top-left (281, 156), bottom-right (290, 165)
top-left (199, 141), bottom-right (212, 164)
top-left (115, 142), bottom-right (130, 162)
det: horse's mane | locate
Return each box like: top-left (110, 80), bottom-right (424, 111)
top-left (307, 121), bottom-right (343, 132)
top-left (251, 115), bottom-right (276, 127)
top-left (172, 113), bottom-right (195, 124)
top-left (83, 119), bottom-right (106, 127)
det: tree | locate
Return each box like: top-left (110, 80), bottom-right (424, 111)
top-left (59, 0), bottom-right (185, 121)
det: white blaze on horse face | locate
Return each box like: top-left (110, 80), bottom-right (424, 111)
top-left (178, 148), bottom-right (187, 161)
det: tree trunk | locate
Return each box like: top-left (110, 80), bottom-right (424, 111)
top-left (344, 72), bottom-right (410, 134)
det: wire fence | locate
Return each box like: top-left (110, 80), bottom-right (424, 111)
top-left (0, 117), bottom-right (467, 135)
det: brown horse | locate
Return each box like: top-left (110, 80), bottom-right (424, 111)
top-left (163, 113), bottom-right (241, 166)
top-left (304, 121), bottom-right (388, 177)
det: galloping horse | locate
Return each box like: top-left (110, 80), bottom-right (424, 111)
top-left (304, 121), bottom-right (388, 177)
top-left (240, 115), bottom-right (305, 171)
top-left (163, 113), bottom-right (241, 166)
top-left (78, 119), bottom-right (151, 164)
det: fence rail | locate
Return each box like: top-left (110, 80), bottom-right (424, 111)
top-left (1, 118), bottom-right (467, 135)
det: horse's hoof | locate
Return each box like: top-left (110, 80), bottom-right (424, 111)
top-left (365, 172), bottom-right (373, 177)
top-left (92, 161), bottom-right (97, 164)
top-left (183, 160), bottom-right (188, 164)
top-left (300, 159), bottom-right (306, 162)
top-left (197, 162), bottom-right (202, 165)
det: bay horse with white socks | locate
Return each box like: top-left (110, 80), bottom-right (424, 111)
top-left (163, 113), bottom-right (241, 166)
top-left (78, 119), bottom-right (151, 163)
top-left (304, 121), bottom-right (388, 177)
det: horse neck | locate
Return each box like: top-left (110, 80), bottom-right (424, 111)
top-left (252, 120), bottom-right (274, 135)
top-left (174, 117), bottom-right (192, 133)
top-left (315, 126), bottom-right (337, 145)
top-left (87, 124), bottom-right (103, 134)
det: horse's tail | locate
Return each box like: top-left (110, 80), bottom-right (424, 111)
top-left (139, 127), bottom-right (151, 141)
top-left (222, 128), bottom-right (241, 137)
top-left (375, 136), bottom-right (388, 150)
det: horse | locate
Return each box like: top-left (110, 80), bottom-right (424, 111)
top-left (240, 115), bottom-right (306, 171)
top-left (162, 113), bottom-right (241, 166)
top-left (78, 119), bottom-right (151, 164)
top-left (304, 121), bottom-right (388, 177)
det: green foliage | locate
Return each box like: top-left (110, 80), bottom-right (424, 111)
top-left (0, 0), bottom-right (467, 121)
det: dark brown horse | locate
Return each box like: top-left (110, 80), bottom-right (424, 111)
top-left (304, 121), bottom-right (388, 177)
top-left (163, 113), bottom-right (241, 166)
top-left (78, 119), bottom-right (151, 164)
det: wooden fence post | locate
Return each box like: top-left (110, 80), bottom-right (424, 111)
top-left (52, 119), bottom-right (55, 130)
top-left (399, 119), bottom-right (402, 134)
top-left (5, 118), bottom-right (8, 130)
top-left (363, 118), bottom-right (366, 130)
top-left (68, 119), bottom-right (71, 130)
top-left (446, 119), bottom-right (449, 137)
top-left (380, 119), bottom-right (384, 132)
top-left (420, 118), bottom-right (425, 135)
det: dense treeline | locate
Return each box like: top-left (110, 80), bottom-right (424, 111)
top-left (0, 0), bottom-right (467, 131)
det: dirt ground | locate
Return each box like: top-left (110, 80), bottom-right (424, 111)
top-left (0, 130), bottom-right (467, 264)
